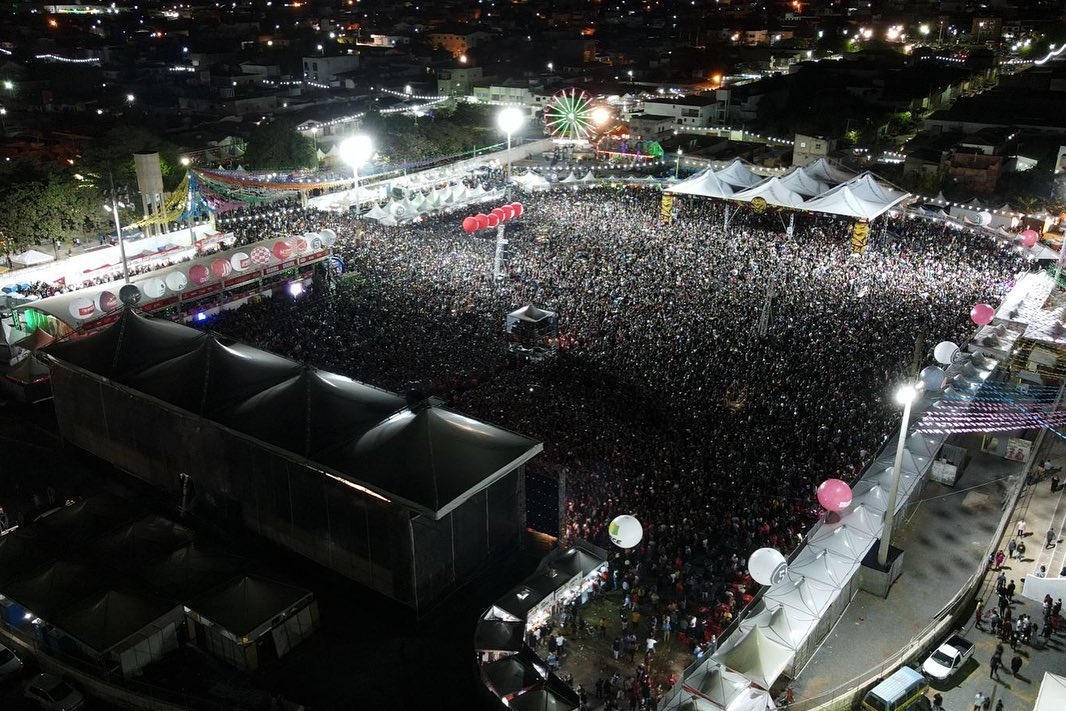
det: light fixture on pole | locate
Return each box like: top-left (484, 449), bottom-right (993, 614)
top-left (675, 148), bottom-right (683, 178)
top-left (338, 134), bottom-right (373, 215)
top-left (496, 107), bottom-right (524, 190)
top-left (877, 383), bottom-right (918, 567)
top-left (103, 200), bottom-right (131, 284)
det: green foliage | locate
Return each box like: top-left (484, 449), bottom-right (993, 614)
top-left (78, 125), bottom-right (183, 191)
top-left (0, 160), bottom-right (110, 253)
top-left (243, 119), bottom-right (317, 170)
top-left (366, 103), bottom-right (494, 165)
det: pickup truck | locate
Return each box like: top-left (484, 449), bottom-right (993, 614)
top-left (921, 634), bottom-right (975, 680)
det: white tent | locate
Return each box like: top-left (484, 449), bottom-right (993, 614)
top-left (761, 573), bottom-right (839, 617)
top-left (711, 625), bottom-right (794, 690)
top-left (777, 167), bottom-right (830, 197)
top-left (806, 522), bottom-right (876, 562)
top-left (581, 170), bottom-right (597, 182)
top-left (731, 177), bottom-right (808, 209)
top-left (801, 157), bottom-right (856, 185)
top-left (834, 502), bottom-right (883, 539)
top-left (11, 249), bottom-right (56, 267)
top-left (715, 160), bottom-right (764, 189)
top-left (365, 202), bottom-right (390, 221)
top-left (515, 173), bottom-right (551, 192)
top-left (787, 545), bottom-right (861, 587)
top-left (850, 479), bottom-right (891, 515)
top-left (683, 660), bottom-right (754, 709)
top-left (737, 603), bottom-right (817, 650)
top-left (1035, 672), bottom-right (1066, 711)
top-left (667, 170), bottom-right (737, 199)
top-left (800, 180), bottom-right (908, 220)
top-left (560, 171), bottom-right (579, 183)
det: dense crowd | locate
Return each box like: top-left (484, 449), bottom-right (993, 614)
top-left (204, 186), bottom-right (1021, 702)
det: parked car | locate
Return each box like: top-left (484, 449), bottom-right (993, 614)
top-left (0, 642), bottom-right (24, 680)
top-left (861, 666), bottom-right (930, 711)
top-left (23, 674), bottom-right (84, 711)
top-left (921, 634), bottom-right (975, 680)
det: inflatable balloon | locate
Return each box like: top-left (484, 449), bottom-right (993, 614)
top-left (95, 290), bottom-right (118, 313)
top-left (141, 278), bottom-right (166, 299)
top-left (511, 202), bottom-right (524, 217)
top-left (486, 213), bottom-right (500, 228)
top-left (272, 240), bottom-right (293, 261)
top-left (475, 213), bottom-right (490, 230)
top-left (501, 204), bottom-right (516, 220)
top-left (211, 258), bottom-right (232, 279)
top-left (229, 252), bottom-right (251, 272)
top-left (970, 303), bottom-right (995, 326)
top-left (119, 284), bottom-right (142, 305)
top-left (919, 365), bottom-right (947, 392)
top-left (748, 547), bottom-right (788, 586)
top-left (68, 297), bottom-right (96, 320)
top-left (318, 228), bottom-right (337, 247)
top-left (1020, 229), bottom-right (1039, 248)
top-left (165, 271), bottom-right (188, 292)
top-left (608, 514), bottom-right (644, 549)
top-left (188, 264), bottom-right (210, 285)
top-left (816, 478), bottom-right (853, 512)
top-left (933, 341), bottom-right (959, 366)
top-left (462, 216), bottom-right (479, 233)
top-left (490, 207), bottom-right (507, 222)
top-left (295, 236), bottom-right (310, 254)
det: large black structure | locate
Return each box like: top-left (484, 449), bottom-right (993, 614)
top-left (41, 309), bottom-right (543, 614)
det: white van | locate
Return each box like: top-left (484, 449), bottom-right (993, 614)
top-left (860, 667), bottom-right (930, 711)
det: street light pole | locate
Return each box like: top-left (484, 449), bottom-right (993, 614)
top-left (106, 169), bottom-right (131, 284)
top-left (877, 384), bottom-right (917, 567)
top-left (338, 135), bottom-right (373, 215)
top-left (675, 148), bottom-right (683, 178)
top-left (497, 107), bottom-right (525, 200)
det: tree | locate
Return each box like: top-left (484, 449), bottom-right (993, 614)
top-left (243, 120), bottom-right (317, 170)
top-left (78, 125), bottom-right (183, 192)
top-left (0, 159), bottom-right (110, 254)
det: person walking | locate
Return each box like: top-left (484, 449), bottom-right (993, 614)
top-left (1008, 539), bottom-right (1017, 559)
top-left (995, 550), bottom-right (1006, 569)
top-left (1047, 529), bottom-right (1056, 549)
top-left (1016, 540), bottom-right (1026, 560)
top-left (989, 653), bottom-right (1001, 679)
top-left (995, 700), bottom-right (1003, 711)
top-left (1010, 653), bottom-right (1022, 676)
top-left (975, 599), bottom-right (985, 630)
top-left (1018, 520), bottom-right (1027, 538)
top-left (973, 691), bottom-right (985, 711)
top-left (932, 692), bottom-right (943, 711)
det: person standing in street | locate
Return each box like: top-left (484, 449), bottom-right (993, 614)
top-left (975, 599), bottom-right (985, 630)
top-left (1047, 529), bottom-right (1056, 549)
top-left (1010, 653), bottom-right (1022, 676)
top-left (989, 653), bottom-right (1001, 679)
top-left (973, 691), bottom-right (985, 711)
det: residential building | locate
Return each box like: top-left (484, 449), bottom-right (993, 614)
top-left (792, 134), bottom-right (833, 167)
top-left (302, 54), bottom-right (360, 84)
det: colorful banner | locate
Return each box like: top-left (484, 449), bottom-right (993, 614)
top-left (851, 220), bottom-right (869, 253)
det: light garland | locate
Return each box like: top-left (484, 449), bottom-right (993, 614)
top-left (35, 53), bottom-right (99, 63)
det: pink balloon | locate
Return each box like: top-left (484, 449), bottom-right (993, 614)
top-left (970, 303), bottom-right (995, 326)
top-left (1020, 230), bottom-right (1039, 248)
top-left (817, 479), bottom-right (853, 512)
top-left (501, 204), bottom-right (515, 220)
top-left (486, 212), bottom-right (500, 227)
top-left (475, 213), bottom-right (490, 230)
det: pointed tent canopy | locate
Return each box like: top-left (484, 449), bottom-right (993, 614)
top-left (801, 173), bottom-right (910, 220)
top-left (682, 660), bottom-right (753, 708)
top-left (506, 677), bottom-right (580, 711)
top-left (87, 515), bottom-right (195, 571)
top-left (508, 304), bottom-right (555, 323)
top-left (51, 588), bottom-right (180, 654)
top-left (711, 625), bottom-right (794, 690)
top-left (321, 405), bottom-right (543, 519)
top-left (801, 157), bottom-right (856, 185)
top-left (834, 502), bottom-right (883, 538)
top-left (581, 170), bottom-right (596, 182)
top-left (786, 545), bottom-right (860, 587)
top-left (850, 479), bottom-right (891, 516)
top-left (10, 249), bottom-right (56, 267)
top-left (365, 202), bottom-right (390, 220)
top-left (494, 584), bottom-right (545, 621)
top-left (806, 522), bottom-right (876, 562)
top-left (738, 604), bottom-right (811, 650)
top-left (141, 543), bottom-right (248, 601)
top-left (5, 353), bottom-right (50, 385)
top-left (475, 618), bottom-right (526, 653)
top-left (186, 574), bottom-right (311, 639)
top-left (560, 171), bottom-right (579, 183)
top-left (731, 177), bottom-right (808, 209)
top-left (715, 159), bottom-right (764, 189)
top-left (778, 167), bottom-right (830, 197)
top-left (482, 652), bottom-right (545, 698)
top-left (3, 560), bottom-right (107, 619)
top-left (666, 170), bottom-right (736, 199)
top-left (761, 573), bottom-right (839, 617)
top-left (536, 542), bottom-right (606, 579)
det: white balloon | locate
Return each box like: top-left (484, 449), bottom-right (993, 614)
top-left (919, 365), bottom-right (946, 392)
top-left (141, 277), bottom-right (166, 299)
top-left (165, 271), bottom-right (188, 292)
top-left (748, 547), bottom-right (788, 586)
top-left (933, 341), bottom-right (959, 366)
top-left (68, 297), bottom-right (96, 320)
top-left (608, 515), bottom-right (643, 549)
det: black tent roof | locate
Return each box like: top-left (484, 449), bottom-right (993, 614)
top-left (88, 515), bottom-right (195, 572)
top-left (34, 495), bottom-right (139, 547)
top-left (507, 677), bottom-right (580, 711)
top-left (536, 542), bottom-right (607, 580)
top-left (474, 618), bottom-right (525, 653)
top-left (43, 310), bottom-right (542, 519)
top-left (2, 560), bottom-right (106, 619)
top-left (0, 528), bottom-right (59, 586)
top-left (186, 574), bottom-right (311, 638)
top-left (141, 543), bottom-right (248, 602)
top-left (482, 652), bottom-right (543, 698)
top-left (494, 585), bottom-right (546, 621)
top-left (50, 588), bottom-right (179, 654)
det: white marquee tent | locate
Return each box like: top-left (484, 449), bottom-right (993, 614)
top-left (711, 626), bottom-right (794, 691)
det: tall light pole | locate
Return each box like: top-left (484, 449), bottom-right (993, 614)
top-left (877, 383), bottom-right (918, 567)
top-left (338, 134), bottom-right (373, 215)
top-left (103, 201), bottom-right (130, 284)
top-left (675, 148), bottom-right (683, 178)
top-left (497, 107), bottom-right (524, 195)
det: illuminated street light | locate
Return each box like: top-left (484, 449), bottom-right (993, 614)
top-left (877, 383), bottom-right (919, 567)
top-left (496, 107), bottom-right (524, 187)
top-left (338, 134), bottom-right (373, 214)
top-left (126, 93), bottom-right (135, 103)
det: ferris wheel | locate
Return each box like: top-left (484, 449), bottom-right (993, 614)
top-left (543, 88), bottom-right (599, 140)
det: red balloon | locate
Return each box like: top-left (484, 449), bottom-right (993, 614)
top-left (490, 207), bottom-right (506, 222)
top-left (462, 216), bottom-right (479, 232)
top-left (272, 240), bottom-right (293, 260)
top-left (486, 213), bottom-right (500, 227)
top-left (501, 205), bottom-right (515, 220)
top-left (475, 213), bottom-right (490, 230)
top-left (188, 264), bottom-right (210, 285)
top-left (511, 202), bottom-right (524, 217)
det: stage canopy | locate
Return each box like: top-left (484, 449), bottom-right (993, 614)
top-left (667, 160), bottom-right (909, 220)
top-left (43, 309), bottom-right (542, 520)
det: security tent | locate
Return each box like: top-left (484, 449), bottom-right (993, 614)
top-left (711, 625), bottom-right (794, 690)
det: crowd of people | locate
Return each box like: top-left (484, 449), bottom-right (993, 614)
top-left (202, 185), bottom-right (1022, 703)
